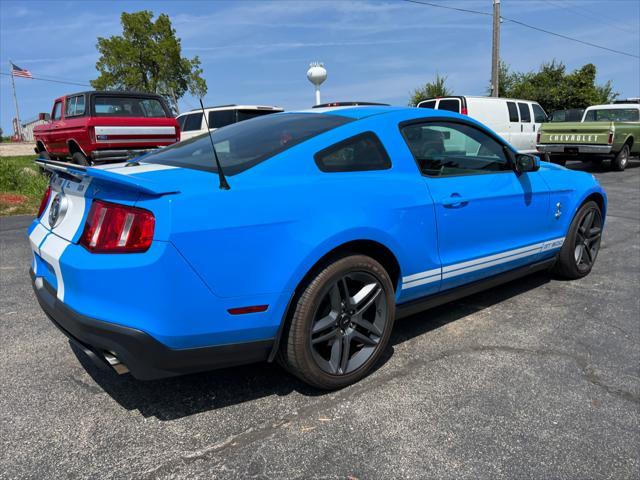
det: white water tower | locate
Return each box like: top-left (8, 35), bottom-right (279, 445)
top-left (307, 62), bottom-right (327, 106)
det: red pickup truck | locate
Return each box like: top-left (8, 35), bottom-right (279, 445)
top-left (34, 91), bottom-right (181, 165)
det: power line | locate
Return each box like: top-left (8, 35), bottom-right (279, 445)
top-left (0, 71), bottom-right (91, 87)
top-left (543, 0), bottom-right (638, 35)
top-left (401, 0), bottom-right (639, 59)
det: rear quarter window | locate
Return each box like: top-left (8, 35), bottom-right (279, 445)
top-left (437, 99), bottom-right (460, 113)
top-left (314, 132), bottom-right (391, 172)
top-left (419, 100), bottom-right (437, 109)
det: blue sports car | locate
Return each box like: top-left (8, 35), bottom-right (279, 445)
top-left (29, 106), bottom-right (606, 389)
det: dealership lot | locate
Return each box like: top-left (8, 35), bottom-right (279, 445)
top-left (1, 161), bottom-right (638, 479)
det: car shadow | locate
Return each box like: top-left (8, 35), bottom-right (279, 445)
top-left (76, 272), bottom-right (551, 420)
top-left (564, 158), bottom-right (639, 172)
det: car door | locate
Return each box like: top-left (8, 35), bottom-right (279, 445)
top-left (400, 119), bottom-right (551, 291)
top-left (48, 100), bottom-right (65, 154)
top-left (506, 101), bottom-right (522, 150)
top-left (518, 102), bottom-right (535, 152)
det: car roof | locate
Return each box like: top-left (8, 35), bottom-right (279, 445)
top-left (585, 104), bottom-right (640, 110)
top-left (181, 105), bottom-right (284, 115)
top-left (291, 105), bottom-right (413, 119)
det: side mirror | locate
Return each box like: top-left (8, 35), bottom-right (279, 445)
top-left (514, 154), bottom-right (540, 174)
top-left (38, 112), bottom-right (50, 121)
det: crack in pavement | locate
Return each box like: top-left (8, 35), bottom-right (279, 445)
top-left (140, 344), bottom-right (639, 479)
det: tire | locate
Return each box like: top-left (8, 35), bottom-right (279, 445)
top-left (611, 144), bottom-right (630, 171)
top-left (552, 201), bottom-right (603, 279)
top-left (550, 155), bottom-right (567, 167)
top-left (280, 254), bottom-right (395, 390)
top-left (71, 151), bottom-right (90, 166)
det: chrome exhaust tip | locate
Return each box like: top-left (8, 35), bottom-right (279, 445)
top-left (103, 351), bottom-right (130, 375)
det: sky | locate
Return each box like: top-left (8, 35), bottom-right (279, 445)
top-left (0, 0), bottom-right (639, 135)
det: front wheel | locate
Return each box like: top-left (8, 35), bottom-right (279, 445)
top-left (552, 201), bottom-right (603, 279)
top-left (611, 144), bottom-right (629, 171)
top-left (280, 255), bottom-right (395, 390)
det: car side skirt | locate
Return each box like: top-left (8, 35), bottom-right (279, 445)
top-left (395, 257), bottom-right (556, 320)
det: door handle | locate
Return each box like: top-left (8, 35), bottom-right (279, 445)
top-left (442, 193), bottom-right (469, 208)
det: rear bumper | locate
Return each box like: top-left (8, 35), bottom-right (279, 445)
top-left (31, 270), bottom-right (272, 380)
top-left (91, 148), bottom-right (159, 163)
top-left (537, 144), bottom-right (613, 155)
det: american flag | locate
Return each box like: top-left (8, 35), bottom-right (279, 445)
top-left (11, 63), bottom-right (32, 79)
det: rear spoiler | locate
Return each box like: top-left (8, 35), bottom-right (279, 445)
top-left (35, 159), bottom-right (180, 196)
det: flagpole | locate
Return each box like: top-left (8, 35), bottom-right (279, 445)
top-left (9, 60), bottom-right (23, 140)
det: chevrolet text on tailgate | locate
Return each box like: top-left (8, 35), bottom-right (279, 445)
top-left (29, 107), bottom-right (607, 390)
top-left (33, 91), bottom-right (181, 165)
top-left (537, 102), bottom-right (639, 171)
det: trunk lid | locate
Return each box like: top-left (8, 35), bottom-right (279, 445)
top-left (539, 121), bottom-right (613, 145)
top-left (36, 159), bottom-right (185, 243)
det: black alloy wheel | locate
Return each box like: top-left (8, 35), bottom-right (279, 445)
top-left (552, 200), bottom-right (603, 279)
top-left (280, 254), bottom-right (395, 390)
top-left (573, 205), bottom-right (603, 272)
top-left (310, 271), bottom-right (387, 375)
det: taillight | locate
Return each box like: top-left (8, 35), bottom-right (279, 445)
top-left (80, 200), bottom-right (155, 253)
top-left (175, 125), bottom-right (181, 141)
top-left (608, 132), bottom-right (614, 144)
top-left (461, 107), bottom-right (468, 115)
top-left (536, 132), bottom-right (541, 144)
top-left (37, 186), bottom-right (51, 218)
top-left (89, 126), bottom-right (96, 143)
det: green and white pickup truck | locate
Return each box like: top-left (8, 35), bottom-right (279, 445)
top-left (537, 102), bottom-right (639, 171)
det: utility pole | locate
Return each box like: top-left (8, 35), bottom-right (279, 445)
top-left (490, 0), bottom-right (501, 97)
top-left (9, 60), bottom-right (23, 140)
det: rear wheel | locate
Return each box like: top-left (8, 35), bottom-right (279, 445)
top-left (611, 144), bottom-right (629, 171)
top-left (552, 201), bottom-right (603, 279)
top-left (281, 254), bottom-right (395, 390)
top-left (71, 151), bottom-right (90, 166)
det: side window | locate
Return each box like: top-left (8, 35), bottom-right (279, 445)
top-left (64, 95), bottom-right (85, 117)
top-left (314, 132), bottom-right (391, 172)
top-left (209, 110), bottom-right (235, 129)
top-left (437, 99), bottom-right (460, 113)
top-left (52, 101), bottom-right (62, 121)
top-left (65, 97), bottom-right (76, 117)
top-left (419, 100), bottom-right (436, 109)
top-left (518, 102), bottom-right (531, 123)
top-left (532, 103), bottom-right (547, 123)
top-left (182, 113), bottom-right (203, 131)
top-left (507, 101), bottom-right (519, 122)
top-left (401, 121), bottom-right (510, 177)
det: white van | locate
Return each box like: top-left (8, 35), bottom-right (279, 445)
top-left (417, 96), bottom-right (548, 153)
top-left (177, 104), bottom-right (284, 141)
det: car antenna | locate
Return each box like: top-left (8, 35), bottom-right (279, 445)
top-left (199, 98), bottom-right (230, 190)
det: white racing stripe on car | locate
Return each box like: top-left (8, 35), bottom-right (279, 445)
top-left (401, 237), bottom-right (565, 290)
top-left (402, 272), bottom-right (441, 289)
top-left (402, 267), bottom-right (441, 283)
top-left (28, 223), bottom-right (49, 274)
top-left (28, 223), bottom-right (49, 255)
top-left (94, 126), bottom-right (176, 136)
top-left (38, 233), bottom-right (69, 301)
top-left (105, 163), bottom-right (178, 175)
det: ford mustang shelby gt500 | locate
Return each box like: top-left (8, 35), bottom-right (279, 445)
top-left (29, 106), bottom-right (606, 389)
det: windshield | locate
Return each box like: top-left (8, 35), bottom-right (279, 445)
top-left (143, 113), bottom-right (353, 175)
top-left (583, 108), bottom-right (639, 122)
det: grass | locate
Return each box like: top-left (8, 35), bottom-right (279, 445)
top-left (0, 155), bottom-right (48, 216)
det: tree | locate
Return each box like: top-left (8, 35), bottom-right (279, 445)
top-left (409, 73), bottom-right (452, 106)
top-left (91, 11), bottom-right (207, 112)
top-left (493, 60), bottom-right (617, 112)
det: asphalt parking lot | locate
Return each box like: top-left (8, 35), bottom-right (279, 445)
top-left (1, 160), bottom-right (638, 480)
